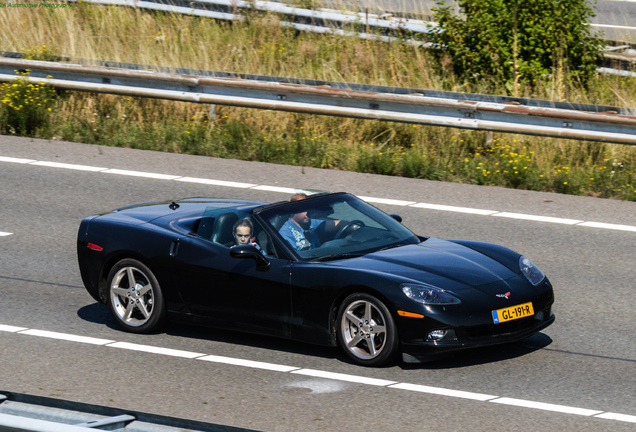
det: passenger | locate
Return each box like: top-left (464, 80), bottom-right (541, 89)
top-left (232, 218), bottom-right (254, 247)
top-left (232, 218), bottom-right (266, 255)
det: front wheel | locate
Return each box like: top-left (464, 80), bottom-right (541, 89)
top-left (336, 293), bottom-right (399, 366)
top-left (106, 259), bottom-right (166, 333)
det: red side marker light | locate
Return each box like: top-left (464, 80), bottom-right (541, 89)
top-left (87, 243), bottom-right (104, 251)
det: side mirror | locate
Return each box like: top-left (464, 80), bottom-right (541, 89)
top-left (390, 214), bottom-right (403, 223)
top-left (230, 245), bottom-right (270, 268)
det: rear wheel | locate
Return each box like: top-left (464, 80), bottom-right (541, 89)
top-left (336, 293), bottom-right (398, 366)
top-left (106, 259), bottom-right (165, 333)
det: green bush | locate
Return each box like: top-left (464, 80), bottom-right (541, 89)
top-left (429, 0), bottom-right (604, 91)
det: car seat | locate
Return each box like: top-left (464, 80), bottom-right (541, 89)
top-left (196, 216), bottom-right (215, 240)
top-left (211, 212), bottom-right (239, 246)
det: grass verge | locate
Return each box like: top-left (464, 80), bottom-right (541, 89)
top-left (0, 3), bottom-right (635, 201)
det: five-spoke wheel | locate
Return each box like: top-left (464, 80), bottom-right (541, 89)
top-left (337, 293), bottom-right (398, 366)
top-left (106, 259), bottom-right (165, 333)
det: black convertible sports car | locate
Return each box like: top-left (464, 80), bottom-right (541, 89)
top-left (77, 192), bottom-right (554, 366)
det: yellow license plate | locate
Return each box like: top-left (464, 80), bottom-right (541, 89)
top-left (492, 302), bottom-right (534, 324)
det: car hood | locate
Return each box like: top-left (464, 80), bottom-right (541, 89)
top-left (335, 238), bottom-right (519, 291)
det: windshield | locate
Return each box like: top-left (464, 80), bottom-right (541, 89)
top-left (258, 193), bottom-right (420, 260)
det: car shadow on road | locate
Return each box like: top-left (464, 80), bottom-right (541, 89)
top-left (165, 324), bottom-right (554, 369)
top-left (77, 302), bottom-right (342, 360)
top-left (399, 332), bottom-right (554, 370)
top-left (77, 302), bottom-right (119, 329)
top-left (166, 322), bottom-right (344, 361)
top-left (77, 303), bottom-right (553, 368)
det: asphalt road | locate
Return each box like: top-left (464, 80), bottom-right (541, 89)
top-left (0, 135), bottom-right (634, 431)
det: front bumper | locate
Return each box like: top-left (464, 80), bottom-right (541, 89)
top-left (400, 308), bottom-right (555, 363)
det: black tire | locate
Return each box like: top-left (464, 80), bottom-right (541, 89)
top-left (336, 293), bottom-right (399, 366)
top-left (106, 258), bottom-right (166, 333)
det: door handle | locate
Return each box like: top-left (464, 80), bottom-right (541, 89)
top-left (169, 239), bottom-right (180, 257)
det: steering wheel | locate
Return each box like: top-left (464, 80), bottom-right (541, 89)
top-left (334, 220), bottom-right (366, 239)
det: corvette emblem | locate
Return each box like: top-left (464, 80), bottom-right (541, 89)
top-left (496, 292), bottom-right (511, 299)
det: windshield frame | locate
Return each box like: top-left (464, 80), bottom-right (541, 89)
top-left (254, 192), bottom-right (420, 262)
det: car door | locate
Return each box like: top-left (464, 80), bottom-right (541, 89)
top-left (171, 215), bottom-right (293, 337)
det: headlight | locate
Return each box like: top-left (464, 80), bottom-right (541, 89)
top-left (519, 256), bottom-right (545, 286)
top-left (402, 284), bottom-right (461, 305)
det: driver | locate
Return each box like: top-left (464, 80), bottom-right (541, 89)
top-left (279, 193), bottom-right (344, 251)
top-left (279, 193), bottom-right (323, 250)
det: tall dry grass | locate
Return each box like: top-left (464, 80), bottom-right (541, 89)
top-left (0, 3), bottom-right (635, 200)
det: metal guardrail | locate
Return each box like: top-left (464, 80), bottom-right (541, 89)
top-left (66, 0), bottom-right (434, 47)
top-left (1, 55), bottom-right (636, 144)
top-left (66, 0), bottom-right (636, 58)
top-left (0, 390), bottom-right (260, 432)
top-left (61, 0), bottom-right (636, 78)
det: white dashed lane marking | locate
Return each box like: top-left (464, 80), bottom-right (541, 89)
top-left (0, 156), bottom-right (36, 164)
top-left (492, 212), bottom-right (583, 225)
top-left (358, 196), bottom-right (416, 206)
top-left (102, 168), bottom-right (183, 180)
top-left (1, 325), bottom-right (634, 424)
top-left (291, 369), bottom-right (396, 386)
top-left (410, 202), bottom-right (497, 215)
top-left (176, 177), bottom-right (256, 188)
top-left (1, 155), bottom-right (635, 233)
top-left (30, 161), bottom-right (108, 172)
top-left (578, 221), bottom-right (636, 232)
top-left (18, 329), bottom-right (114, 345)
top-left (490, 398), bottom-right (603, 416)
top-left (389, 382), bottom-right (497, 401)
top-left (2, 155), bottom-right (634, 422)
top-left (108, 341), bottom-right (206, 358)
top-left (198, 355), bottom-right (299, 372)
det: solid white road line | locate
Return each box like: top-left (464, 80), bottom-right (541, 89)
top-left (2, 155), bottom-right (636, 234)
top-left (490, 397), bottom-right (603, 416)
top-left (0, 156), bottom-right (35, 164)
top-left (107, 341), bottom-right (206, 358)
top-left (358, 196), bottom-right (416, 206)
top-left (29, 161), bottom-right (108, 172)
top-left (389, 382), bottom-right (497, 401)
top-left (0, 325), bottom-right (27, 332)
top-left (252, 185), bottom-right (301, 194)
top-left (0, 232), bottom-right (13, 236)
top-left (176, 177), bottom-right (256, 188)
top-left (19, 329), bottom-right (114, 345)
top-left (102, 169), bottom-right (182, 180)
top-left (578, 221), bottom-right (636, 232)
top-left (595, 412), bottom-right (636, 423)
top-left (198, 355), bottom-right (300, 372)
top-left (410, 202), bottom-right (498, 215)
top-left (492, 212), bottom-right (583, 225)
top-left (1, 324), bottom-right (635, 424)
top-left (291, 369), bottom-right (396, 386)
